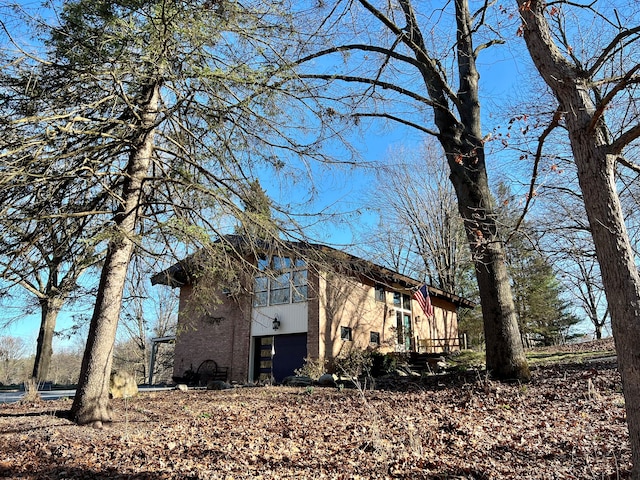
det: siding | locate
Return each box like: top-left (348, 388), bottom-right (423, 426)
top-left (251, 302), bottom-right (308, 336)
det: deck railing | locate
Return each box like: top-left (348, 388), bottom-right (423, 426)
top-left (417, 334), bottom-right (467, 353)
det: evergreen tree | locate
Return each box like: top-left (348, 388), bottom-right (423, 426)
top-left (1, 0), bottom-right (326, 425)
top-left (510, 248), bottom-right (580, 346)
top-left (498, 185), bottom-right (580, 347)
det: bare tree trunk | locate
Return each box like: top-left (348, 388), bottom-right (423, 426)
top-left (70, 83), bottom-right (160, 426)
top-left (594, 325), bottom-right (602, 340)
top-left (572, 139), bottom-right (640, 476)
top-left (517, 1), bottom-right (640, 475)
top-left (408, 0), bottom-right (529, 379)
top-left (444, 139), bottom-right (529, 379)
top-left (32, 296), bottom-right (65, 382)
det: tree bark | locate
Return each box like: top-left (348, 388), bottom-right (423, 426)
top-left (32, 296), bottom-right (65, 382)
top-left (436, 0), bottom-right (529, 380)
top-left (70, 82), bottom-right (160, 426)
top-left (444, 137), bottom-right (529, 380)
top-left (517, 1), bottom-right (640, 475)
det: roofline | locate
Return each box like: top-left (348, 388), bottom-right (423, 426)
top-left (150, 236), bottom-right (476, 308)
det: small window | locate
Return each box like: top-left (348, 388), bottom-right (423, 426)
top-left (370, 331), bottom-right (380, 345)
top-left (341, 326), bottom-right (353, 341)
top-left (375, 284), bottom-right (385, 302)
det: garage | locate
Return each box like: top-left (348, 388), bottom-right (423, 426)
top-left (254, 333), bottom-right (307, 384)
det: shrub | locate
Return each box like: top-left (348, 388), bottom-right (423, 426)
top-left (295, 357), bottom-right (327, 380)
top-left (334, 349), bottom-right (373, 379)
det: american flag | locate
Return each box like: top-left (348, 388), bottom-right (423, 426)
top-left (413, 284), bottom-right (434, 317)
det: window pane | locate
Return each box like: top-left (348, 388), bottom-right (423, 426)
top-left (271, 272), bottom-right (290, 289)
top-left (272, 256), bottom-right (291, 270)
top-left (254, 276), bottom-right (268, 292)
top-left (375, 285), bottom-right (385, 302)
top-left (294, 258), bottom-right (306, 268)
top-left (402, 294), bottom-right (411, 310)
top-left (258, 257), bottom-right (269, 271)
top-left (393, 292), bottom-right (401, 306)
top-left (254, 292), bottom-right (268, 307)
top-left (370, 331), bottom-right (380, 345)
top-left (270, 288), bottom-right (290, 305)
top-left (292, 270), bottom-right (307, 286)
top-left (292, 270), bottom-right (307, 303)
top-left (270, 273), bottom-right (290, 304)
top-left (292, 285), bottom-right (307, 303)
top-left (341, 326), bottom-right (352, 341)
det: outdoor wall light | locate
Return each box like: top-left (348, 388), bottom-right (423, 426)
top-left (272, 316), bottom-right (281, 330)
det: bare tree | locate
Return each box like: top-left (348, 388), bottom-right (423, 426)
top-left (515, 0), bottom-right (640, 474)
top-left (297, 0), bottom-right (529, 379)
top-left (368, 140), bottom-right (470, 294)
top-left (0, 186), bottom-right (104, 382)
top-left (0, 336), bottom-right (26, 385)
top-left (535, 186), bottom-right (610, 339)
top-left (115, 256), bottom-right (178, 383)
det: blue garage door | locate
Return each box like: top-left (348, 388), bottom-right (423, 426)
top-left (254, 333), bottom-right (307, 384)
top-left (273, 333), bottom-right (307, 383)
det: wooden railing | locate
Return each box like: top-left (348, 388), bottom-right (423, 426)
top-left (417, 335), bottom-right (466, 353)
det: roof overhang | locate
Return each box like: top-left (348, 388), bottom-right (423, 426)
top-left (150, 236), bottom-right (476, 309)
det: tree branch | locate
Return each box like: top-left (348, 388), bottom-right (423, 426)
top-left (296, 44), bottom-right (421, 70)
top-left (507, 107), bottom-right (563, 243)
top-left (588, 63), bottom-right (640, 135)
top-left (616, 153), bottom-right (640, 175)
top-left (297, 73), bottom-right (436, 106)
top-left (588, 25), bottom-right (640, 78)
top-left (352, 112), bottom-right (440, 136)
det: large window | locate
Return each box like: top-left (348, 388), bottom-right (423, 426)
top-left (254, 256), bottom-right (308, 307)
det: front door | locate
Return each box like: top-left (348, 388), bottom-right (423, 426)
top-left (396, 312), bottom-right (412, 351)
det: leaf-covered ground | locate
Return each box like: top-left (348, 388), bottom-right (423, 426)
top-left (0, 345), bottom-right (630, 479)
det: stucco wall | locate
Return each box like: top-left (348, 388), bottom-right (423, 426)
top-left (412, 296), bottom-right (460, 352)
top-left (315, 271), bottom-right (461, 366)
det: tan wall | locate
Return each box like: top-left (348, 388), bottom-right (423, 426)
top-left (315, 271), bottom-right (461, 365)
top-left (173, 283), bottom-right (252, 383)
top-left (412, 297), bottom-right (460, 353)
top-left (317, 271), bottom-right (398, 365)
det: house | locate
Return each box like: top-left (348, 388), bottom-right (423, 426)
top-left (151, 237), bottom-right (474, 384)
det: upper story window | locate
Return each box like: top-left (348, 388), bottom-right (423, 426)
top-left (375, 284), bottom-right (386, 302)
top-left (393, 292), bottom-right (412, 310)
top-left (254, 256), bottom-right (307, 307)
top-left (393, 292), bottom-right (401, 306)
top-left (402, 293), bottom-right (411, 310)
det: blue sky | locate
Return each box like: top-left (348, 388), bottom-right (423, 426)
top-left (1, 11), bottom-right (527, 353)
top-left (3, 0), bottom-right (612, 354)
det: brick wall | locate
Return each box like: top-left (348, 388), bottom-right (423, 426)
top-left (173, 283), bottom-right (252, 383)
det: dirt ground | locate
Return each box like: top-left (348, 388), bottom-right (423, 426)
top-left (0, 347), bottom-right (630, 479)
